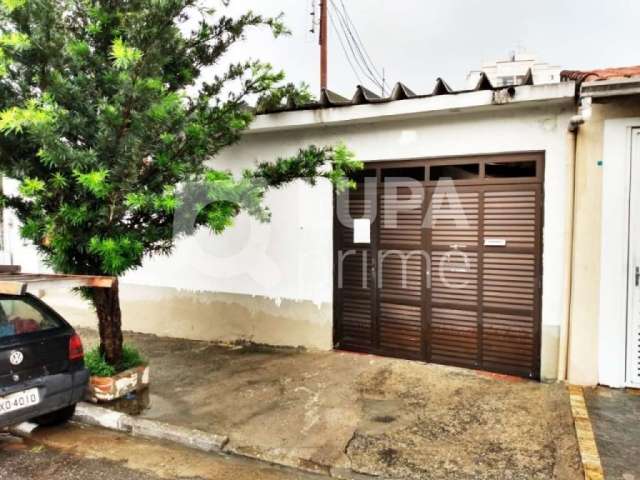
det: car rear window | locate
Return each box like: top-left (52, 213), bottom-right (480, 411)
top-left (0, 297), bottom-right (62, 339)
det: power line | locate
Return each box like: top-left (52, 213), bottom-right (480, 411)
top-left (338, 0), bottom-right (383, 80)
top-left (329, 1), bottom-right (386, 94)
top-left (331, 7), bottom-right (379, 88)
top-left (329, 0), bottom-right (381, 89)
top-left (328, 0), bottom-right (384, 92)
top-left (329, 11), bottom-right (363, 85)
top-left (338, 0), bottom-right (388, 95)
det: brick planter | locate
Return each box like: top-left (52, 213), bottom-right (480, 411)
top-left (86, 365), bottom-right (150, 403)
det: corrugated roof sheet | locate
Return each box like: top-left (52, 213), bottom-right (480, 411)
top-left (390, 82), bottom-right (416, 100)
top-left (261, 68), bottom-right (542, 114)
top-left (432, 78), bottom-right (452, 95)
top-left (561, 66), bottom-right (640, 83)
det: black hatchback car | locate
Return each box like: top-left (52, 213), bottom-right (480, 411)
top-left (0, 293), bottom-right (88, 428)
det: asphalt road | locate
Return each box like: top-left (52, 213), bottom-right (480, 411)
top-left (0, 423), bottom-right (325, 480)
top-left (0, 435), bottom-right (168, 480)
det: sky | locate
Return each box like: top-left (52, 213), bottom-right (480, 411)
top-left (220, 0), bottom-right (640, 96)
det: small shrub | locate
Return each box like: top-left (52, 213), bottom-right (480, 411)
top-left (121, 344), bottom-right (145, 371)
top-left (84, 344), bottom-right (146, 377)
top-left (84, 347), bottom-right (116, 377)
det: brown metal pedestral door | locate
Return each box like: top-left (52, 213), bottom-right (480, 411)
top-left (334, 170), bottom-right (376, 352)
top-left (334, 154), bottom-right (543, 379)
top-left (478, 184), bottom-right (542, 377)
top-left (334, 167), bottom-right (426, 359)
top-left (428, 181), bottom-right (542, 378)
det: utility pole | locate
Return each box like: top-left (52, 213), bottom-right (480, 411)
top-left (319, 0), bottom-right (328, 90)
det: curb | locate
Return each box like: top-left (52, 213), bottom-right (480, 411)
top-left (568, 385), bottom-right (604, 480)
top-left (74, 402), bottom-right (228, 452)
top-left (73, 402), bottom-right (382, 480)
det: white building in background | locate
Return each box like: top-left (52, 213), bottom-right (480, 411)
top-left (467, 50), bottom-right (561, 88)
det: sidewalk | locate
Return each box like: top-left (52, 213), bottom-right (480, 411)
top-left (584, 386), bottom-right (640, 480)
top-left (79, 329), bottom-right (582, 480)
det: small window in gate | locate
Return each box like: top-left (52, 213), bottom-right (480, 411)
top-left (381, 167), bottom-right (425, 183)
top-left (485, 160), bottom-right (536, 178)
top-left (349, 169), bottom-right (377, 184)
top-left (430, 163), bottom-right (479, 181)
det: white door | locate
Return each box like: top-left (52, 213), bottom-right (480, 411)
top-left (627, 128), bottom-right (640, 386)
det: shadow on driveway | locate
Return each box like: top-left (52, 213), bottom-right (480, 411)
top-left (80, 329), bottom-right (582, 480)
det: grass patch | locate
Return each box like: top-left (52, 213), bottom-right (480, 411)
top-left (85, 344), bottom-right (146, 377)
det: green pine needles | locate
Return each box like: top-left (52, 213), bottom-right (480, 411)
top-left (0, 0), bottom-right (362, 366)
top-left (85, 343), bottom-right (146, 377)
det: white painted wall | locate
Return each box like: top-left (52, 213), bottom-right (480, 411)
top-left (124, 179), bottom-right (334, 305)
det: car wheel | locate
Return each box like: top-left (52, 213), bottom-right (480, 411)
top-left (33, 404), bottom-right (76, 427)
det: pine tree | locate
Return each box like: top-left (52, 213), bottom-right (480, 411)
top-left (0, 0), bottom-right (361, 369)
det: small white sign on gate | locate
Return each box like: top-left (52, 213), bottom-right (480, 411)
top-left (484, 238), bottom-right (507, 247)
top-left (353, 218), bottom-right (371, 244)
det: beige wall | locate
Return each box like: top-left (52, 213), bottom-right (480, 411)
top-left (42, 284), bottom-right (333, 349)
top-left (568, 100), bottom-right (640, 385)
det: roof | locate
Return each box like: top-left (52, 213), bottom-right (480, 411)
top-left (0, 265), bottom-right (115, 295)
top-left (261, 71), bottom-right (534, 114)
top-left (561, 66), bottom-right (640, 83)
top-left (249, 79), bottom-right (576, 134)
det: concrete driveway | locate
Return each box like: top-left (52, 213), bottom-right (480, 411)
top-left (80, 329), bottom-right (582, 480)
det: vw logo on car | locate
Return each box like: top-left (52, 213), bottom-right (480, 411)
top-left (9, 350), bottom-right (23, 366)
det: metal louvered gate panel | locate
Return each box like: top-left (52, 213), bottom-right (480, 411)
top-left (334, 171), bottom-right (376, 352)
top-left (334, 154), bottom-right (543, 379)
top-left (377, 180), bottom-right (425, 359)
top-left (428, 187), bottom-right (481, 369)
top-left (480, 185), bottom-right (541, 377)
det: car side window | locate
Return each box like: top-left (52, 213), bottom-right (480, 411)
top-left (0, 298), bottom-right (60, 339)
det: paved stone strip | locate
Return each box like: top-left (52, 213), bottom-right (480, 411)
top-left (569, 385), bottom-right (604, 480)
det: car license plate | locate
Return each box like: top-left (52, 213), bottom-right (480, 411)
top-left (0, 388), bottom-right (40, 415)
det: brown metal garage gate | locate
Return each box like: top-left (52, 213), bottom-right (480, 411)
top-left (333, 152), bottom-right (543, 379)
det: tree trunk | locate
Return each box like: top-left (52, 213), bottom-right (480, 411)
top-left (91, 279), bottom-right (123, 369)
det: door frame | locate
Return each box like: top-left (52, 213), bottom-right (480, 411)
top-left (599, 118), bottom-right (640, 387)
top-left (627, 129), bottom-right (640, 387)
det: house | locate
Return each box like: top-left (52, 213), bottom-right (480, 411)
top-left (559, 66), bottom-right (640, 387)
top-left (232, 78), bottom-right (574, 382)
top-left (466, 50), bottom-right (561, 88)
top-left (4, 65), bottom-right (639, 386)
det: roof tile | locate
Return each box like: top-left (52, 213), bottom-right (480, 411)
top-left (561, 66), bottom-right (640, 82)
